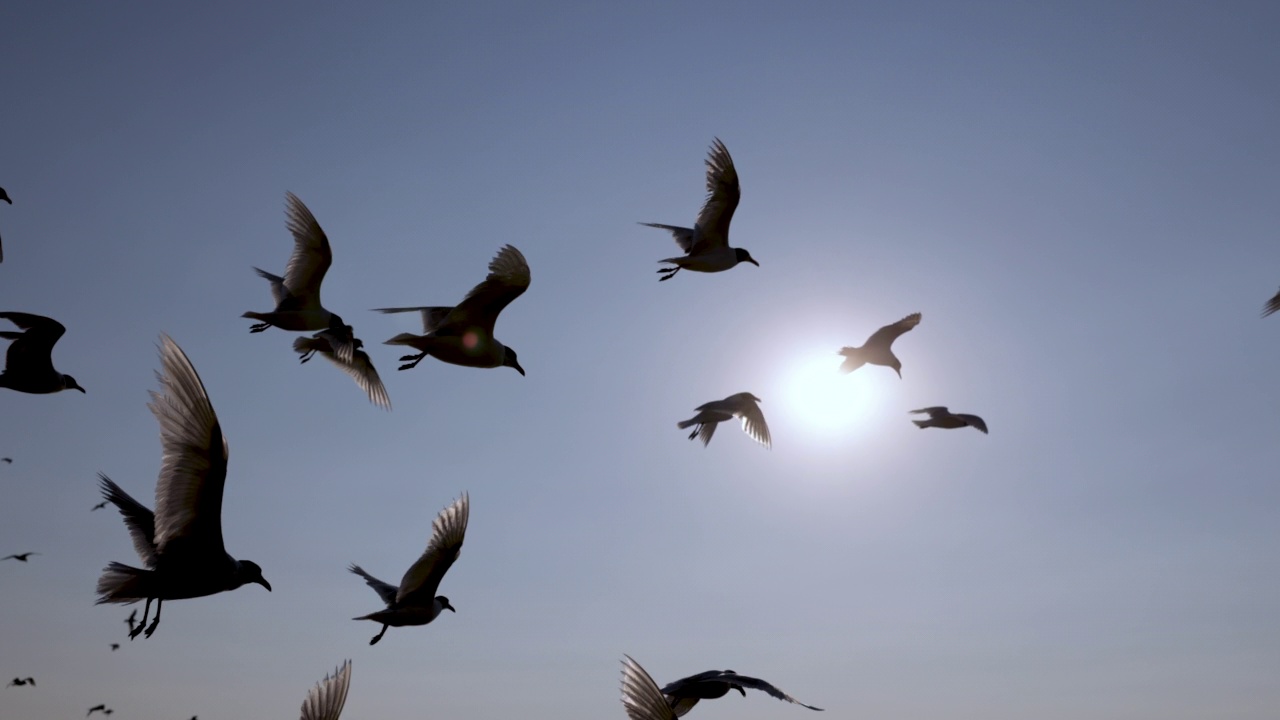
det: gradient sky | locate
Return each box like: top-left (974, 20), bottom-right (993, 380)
top-left (2, 2), bottom-right (1279, 719)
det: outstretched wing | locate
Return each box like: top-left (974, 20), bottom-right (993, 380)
top-left (0, 312), bottom-right (67, 374)
top-left (909, 406), bottom-right (949, 418)
top-left (728, 673), bottom-right (823, 711)
top-left (735, 398), bottom-right (771, 449)
top-left (299, 660), bottom-right (351, 720)
top-left (864, 312), bottom-right (922, 350)
top-left (438, 245), bottom-right (531, 335)
top-left (294, 331), bottom-right (390, 411)
top-left (281, 193), bottom-right (334, 298)
top-left (98, 473), bottom-right (158, 568)
top-left (689, 138), bottom-right (740, 253)
top-left (621, 656), bottom-right (679, 720)
top-left (639, 223), bottom-right (697, 254)
top-left (348, 564), bottom-right (398, 606)
top-left (1262, 288), bottom-right (1280, 318)
top-left (397, 492), bottom-right (469, 605)
top-left (149, 335), bottom-right (230, 560)
top-left (955, 413), bottom-right (989, 434)
top-left (372, 306), bottom-right (455, 335)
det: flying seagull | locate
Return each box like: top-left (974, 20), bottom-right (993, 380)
top-left (299, 660), bottom-right (352, 720)
top-left (95, 335), bottom-right (270, 639)
top-left (0, 312), bottom-right (86, 394)
top-left (242, 193), bottom-right (350, 349)
top-left (1262, 288), bottom-right (1280, 318)
top-left (7, 677), bottom-right (35, 687)
top-left (677, 392), bottom-right (771, 449)
top-left (350, 492), bottom-right (469, 645)
top-left (2, 552), bottom-right (38, 562)
top-left (838, 312), bottom-right (922, 378)
top-left (909, 406), bottom-right (988, 434)
top-left (0, 186), bottom-right (10, 262)
top-left (2, 457), bottom-right (11, 463)
top-left (125, 610), bottom-right (137, 634)
top-left (660, 669), bottom-right (824, 716)
top-left (110, 643), bottom-right (119, 651)
top-left (92, 500), bottom-right (109, 511)
top-left (87, 705), bottom-right (113, 716)
top-left (293, 325), bottom-right (391, 411)
top-left (376, 244), bottom-right (529, 374)
top-left (621, 655), bottom-right (678, 720)
top-left (641, 138), bottom-right (758, 281)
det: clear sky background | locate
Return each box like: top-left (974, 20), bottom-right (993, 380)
top-left (2, 1), bottom-right (1279, 718)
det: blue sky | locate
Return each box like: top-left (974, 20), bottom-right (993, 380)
top-left (2, 1), bottom-right (1279, 718)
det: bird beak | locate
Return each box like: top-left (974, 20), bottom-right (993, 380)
top-left (444, 601), bottom-right (456, 612)
top-left (895, 368), bottom-right (902, 379)
top-left (748, 258), bottom-right (760, 267)
top-left (257, 578), bottom-right (272, 592)
top-left (513, 362), bottom-right (526, 377)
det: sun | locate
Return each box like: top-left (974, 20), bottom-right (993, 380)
top-left (779, 351), bottom-right (884, 439)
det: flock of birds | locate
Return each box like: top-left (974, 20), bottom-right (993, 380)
top-left (2, 138), bottom-right (1276, 719)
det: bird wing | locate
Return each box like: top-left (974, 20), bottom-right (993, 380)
top-left (372, 306), bottom-right (455, 335)
top-left (689, 138), bottom-right (740, 254)
top-left (299, 660), bottom-right (351, 720)
top-left (639, 223), bottom-right (697, 254)
top-left (280, 193), bottom-right (334, 299)
top-left (98, 473), bottom-right (158, 567)
top-left (955, 413), bottom-right (989, 433)
top-left (660, 669), bottom-right (728, 697)
top-left (0, 312), bottom-right (67, 375)
top-left (621, 656), bottom-right (679, 720)
top-left (734, 398), bottom-right (771, 449)
top-left (149, 335), bottom-right (230, 559)
top-left (396, 492), bottom-right (469, 605)
top-left (296, 331), bottom-right (390, 411)
top-left (910, 406), bottom-right (949, 418)
top-left (864, 312), bottom-right (922, 349)
top-left (727, 673), bottom-right (824, 711)
top-left (1263, 288), bottom-right (1280, 318)
top-left (348, 564), bottom-right (398, 606)
top-left (437, 245), bottom-right (531, 336)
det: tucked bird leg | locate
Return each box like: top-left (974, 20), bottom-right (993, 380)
top-left (658, 266), bottom-right (680, 281)
top-left (297, 348), bottom-right (317, 363)
top-left (369, 623), bottom-right (389, 646)
top-left (397, 352), bottom-right (428, 371)
top-left (249, 322), bottom-right (271, 333)
top-left (129, 599), bottom-right (151, 640)
top-left (143, 599), bottom-right (163, 638)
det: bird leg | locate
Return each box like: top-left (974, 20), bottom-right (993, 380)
top-left (369, 624), bottom-right (389, 645)
top-left (249, 322), bottom-right (270, 333)
top-left (129, 599), bottom-right (150, 640)
top-left (298, 348), bottom-right (316, 363)
top-left (658, 266), bottom-right (680, 281)
top-left (143, 599), bottom-right (162, 638)
top-left (687, 427), bottom-right (701, 441)
top-left (397, 352), bottom-right (427, 371)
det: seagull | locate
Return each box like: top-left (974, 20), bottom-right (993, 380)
top-left (909, 406), bottom-right (988, 434)
top-left (92, 500), bottom-right (109, 511)
top-left (1262, 287), bottom-right (1280, 318)
top-left (350, 492), bottom-right (469, 645)
top-left (2, 457), bottom-right (11, 463)
top-left (6, 677), bottom-right (34, 687)
top-left (838, 312), bottom-right (922, 378)
top-left (2, 552), bottom-right (38, 562)
top-left (87, 704), bottom-right (111, 716)
top-left (376, 244), bottom-right (529, 374)
top-left (299, 660), bottom-right (352, 720)
top-left (0, 312), bottom-right (86, 394)
top-left (641, 138), bottom-right (758, 281)
top-left (124, 610), bottom-right (137, 634)
top-left (660, 669), bottom-right (824, 716)
top-left (293, 325), bottom-right (391, 411)
top-left (95, 335), bottom-right (270, 639)
top-left (677, 392), bottom-right (771, 449)
top-left (242, 193), bottom-right (350, 346)
top-left (0, 186), bottom-right (10, 263)
top-left (110, 643), bottom-right (119, 651)
top-left (621, 655), bottom-right (678, 720)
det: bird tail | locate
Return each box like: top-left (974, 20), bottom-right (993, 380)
top-left (293, 335), bottom-right (324, 355)
top-left (912, 420), bottom-right (929, 429)
top-left (241, 311), bottom-right (270, 322)
top-left (95, 562), bottom-right (154, 605)
top-left (676, 418), bottom-right (698, 430)
top-left (384, 332), bottom-right (425, 348)
top-left (0, 331), bottom-right (21, 340)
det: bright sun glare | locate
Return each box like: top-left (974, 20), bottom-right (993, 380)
top-left (780, 352), bottom-right (884, 439)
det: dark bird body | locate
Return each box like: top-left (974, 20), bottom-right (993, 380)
top-left (2, 552), bottom-right (38, 562)
top-left (95, 336), bottom-right (270, 639)
top-left (910, 406), bottom-right (988, 434)
top-left (677, 392), bottom-right (771, 449)
top-left (87, 704), bottom-right (111, 716)
top-left (0, 312), bottom-right (85, 394)
top-left (660, 669), bottom-right (823, 716)
top-left (838, 312), bottom-right (922, 378)
top-left (7, 677), bottom-right (35, 687)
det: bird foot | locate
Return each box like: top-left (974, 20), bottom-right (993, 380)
top-left (143, 618), bottom-right (159, 638)
top-left (298, 350), bottom-right (315, 364)
top-left (128, 624), bottom-right (144, 641)
top-left (369, 635), bottom-right (381, 646)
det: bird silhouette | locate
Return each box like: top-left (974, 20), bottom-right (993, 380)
top-left (243, 193), bottom-right (349, 339)
top-left (293, 325), bottom-right (390, 410)
top-left (677, 392), bottom-right (771, 449)
top-left (660, 669), bottom-right (823, 716)
top-left (1262, 287), bottom-right (1280, 318)
top-left (92, 500), bottom-right (109, 511)
top-left (2, 552), bottom-right (38, 562)
top-left (377, 244), bottom-right (530, 375)
top-left (621, 656), bottom-right (678, 720)
top-left (910, 406), bottom-right (989, 434)
top-left (0, 186), bottom-right (10, 263)
top-left (124, 610), bottom-right (137, 634)
top-left (6, 677), bottom-right (35, 687)
top-left (351, 493), bottom-right (468, 645)
top-left (0, 312), bottom-right (86, 394)
top-left (87, 704), bottom-right (110, 716)
top-left (838, 312), bottom-right (922, 378)
top-left (95, 335), bottom-right (270, 639)
top-left (641, 138), bottom-right (759, 281)
top-left (1, 457), bottom-right (12, 463)
top-left (109, 643), bottom-right (120, 651)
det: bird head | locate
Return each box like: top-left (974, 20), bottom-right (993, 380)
top-left (437, 595), bottom-right (456, 612)
top-left (502, 348), bottom-right (525, 376)
top-left (63, 375), bottom-right (87, 393)
top-left (735, 248), bottom-right (760, 267)
top-left (236, 560), bottom-right (272, 592)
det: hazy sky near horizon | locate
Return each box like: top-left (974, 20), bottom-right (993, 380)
top-left (2, 1), bottom-right (1279, 718)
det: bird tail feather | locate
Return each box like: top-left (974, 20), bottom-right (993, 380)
top-left (95, 562), bottom-right (154, 604)
top-left (676, 418), bottom-right (697, 430)
top-left (384, 332), bottom-right (425, 348)
top-left (912, 420), bottom-right (928, 429)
